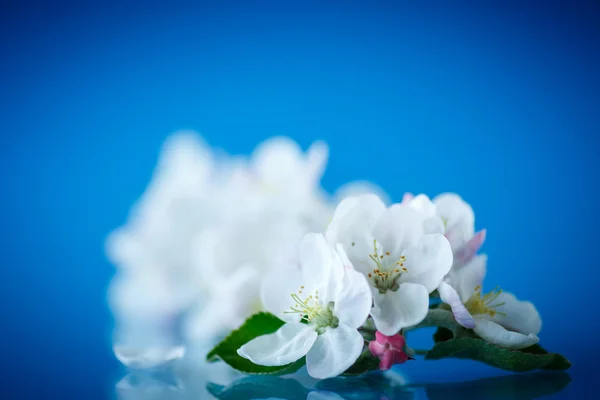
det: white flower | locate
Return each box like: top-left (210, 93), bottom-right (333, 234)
top-left (325, 194), bottom-right (453, 336)
top-left (438, 255), bottom-right (542, 349)
top-left (404, 193), bottom-right (486, 270)
top-left (237, 233), bottom-right (372, 379)
top-left (431, 193), bottom-right (476, 249)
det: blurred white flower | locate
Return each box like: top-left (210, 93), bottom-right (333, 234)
top-left (107, 131), bottom-right (383, 369)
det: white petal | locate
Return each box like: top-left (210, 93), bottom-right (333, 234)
top-left (423, 216), bottom-right (446, 235)
top-left (334, 232), bottom-right (376, 276)
top-left (109, 271), bottom-right (186, 319)
top-left (453, 229), bottom-right (487, 265)
top-left (490, 292), bottom-right (542, 335)
top-left (328, 194), bottom-right (386, 229)
top-left (251, 137), bottom-right (304, 184)
top-left (325, 194), bottom-right (385, 273)
top-left (237, 323), bottom-right (317, 366)
top-left (306, 140), bottom-right (329, 182)
top-left (452, 254), bottom-right (487, 302)
top-left (399, 234), bottom-right (453, 293)
top-left (335, 243), bottom-right (353, 271)
top-left (408, 194), bottom-right (437, 218)
top-left (301, 233), bottom-right (343, 288)
top-left (433, 193), bottom-right (475, 247)
top-left (473, 318), bottom-right (539, 350)
top-left (260, 264), bottom-right (304, 323)
top-left (184, 265), bottom-right (259, 344)
top-left (306, 325), bottom-right (364, 379)
top-left (438, 281), bottom-right (475, 329)
top-left (372, 204), bottom-right (425, 258)
top-left (333, 181), bottom-right (391, 206)
top-left (370, 283), bottom-right (429, 335)
top-left (332, 267), bottom-right (372, 329)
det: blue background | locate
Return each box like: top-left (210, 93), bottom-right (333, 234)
top-left (1, 0), bottom-right (598, 398)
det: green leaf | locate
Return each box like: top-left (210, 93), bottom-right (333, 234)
top-left (409, 309), bottom-right (463, 336)
top-left (342, 348), bottom-right (380, 376)
top-left (519, 344), bottom-right (573, 370)
top-left (425, 337), bottom-right (572, 372)
top-left (206, 312), bottom-right (306, 375)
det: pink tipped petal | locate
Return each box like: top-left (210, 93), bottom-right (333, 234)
top-left (438, 281), bottom-right (476, 329)
top-left (454, 229), bottom-right (487, 265)
top-left (452, 303), bottom-right (476, 329)
top-left (401, 192), bottom-right (414, 204)
top-left (468, 229), bottom-right (487, 253)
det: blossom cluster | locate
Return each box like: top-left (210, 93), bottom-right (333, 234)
top-left (107, 132), bottom-right (550, 380)
top-left (106, 132), bottom-right (383, 368)
top-left (236, 193), bottom-right (542, 378)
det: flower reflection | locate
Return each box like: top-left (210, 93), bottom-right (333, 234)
top-left (115, 363), bottom-right (570, 400)
top-left (115, 371), bottom-right (185, 400)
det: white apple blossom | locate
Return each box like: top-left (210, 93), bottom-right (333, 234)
top-left (402, 193), bottom-right (541, 349)
top-left (438, 255), bottom-right (542, 349)
top-left (237, 233), bottom-right (372, 379)
top-left (108, 130), bottom-right (553, 377)
top-left (404, 193), bottom-right (486, 272)
top-left (325, 194), bottom-right (453, 336)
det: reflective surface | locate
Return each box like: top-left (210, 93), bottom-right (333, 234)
top-left (114, 362), bottom-right (573, 400)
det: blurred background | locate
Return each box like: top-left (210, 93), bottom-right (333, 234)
top-left (1, 0), bottom-right (599, 399)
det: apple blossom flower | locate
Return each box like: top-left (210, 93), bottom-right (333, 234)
top-left (237, 233), bottom-right (372, 379)
top-left (438, 255), bottom-right (542, 349)
top-left (325, 194), bottom-right (453, 336)
top-left (368, 331), bottom-right (410, 370)
top-left (405, 193), bottom-right (541, 349)
top-left (403, 193), bottom-right (486, 269)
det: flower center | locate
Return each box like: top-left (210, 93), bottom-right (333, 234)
top-left (367, 240), bottom-right (408, 294)
top-left (464, 286), bottom-right (507, 317)
top-left (284, 286), bottom-right (339, 333)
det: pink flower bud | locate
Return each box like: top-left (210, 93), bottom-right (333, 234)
top-left (368, 331), bottom-right (410, 371)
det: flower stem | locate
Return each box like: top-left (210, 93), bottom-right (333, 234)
top-left (406, 309), bottom-right (461, 334)
top-left (403, 309), bottom-right (465, 356)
